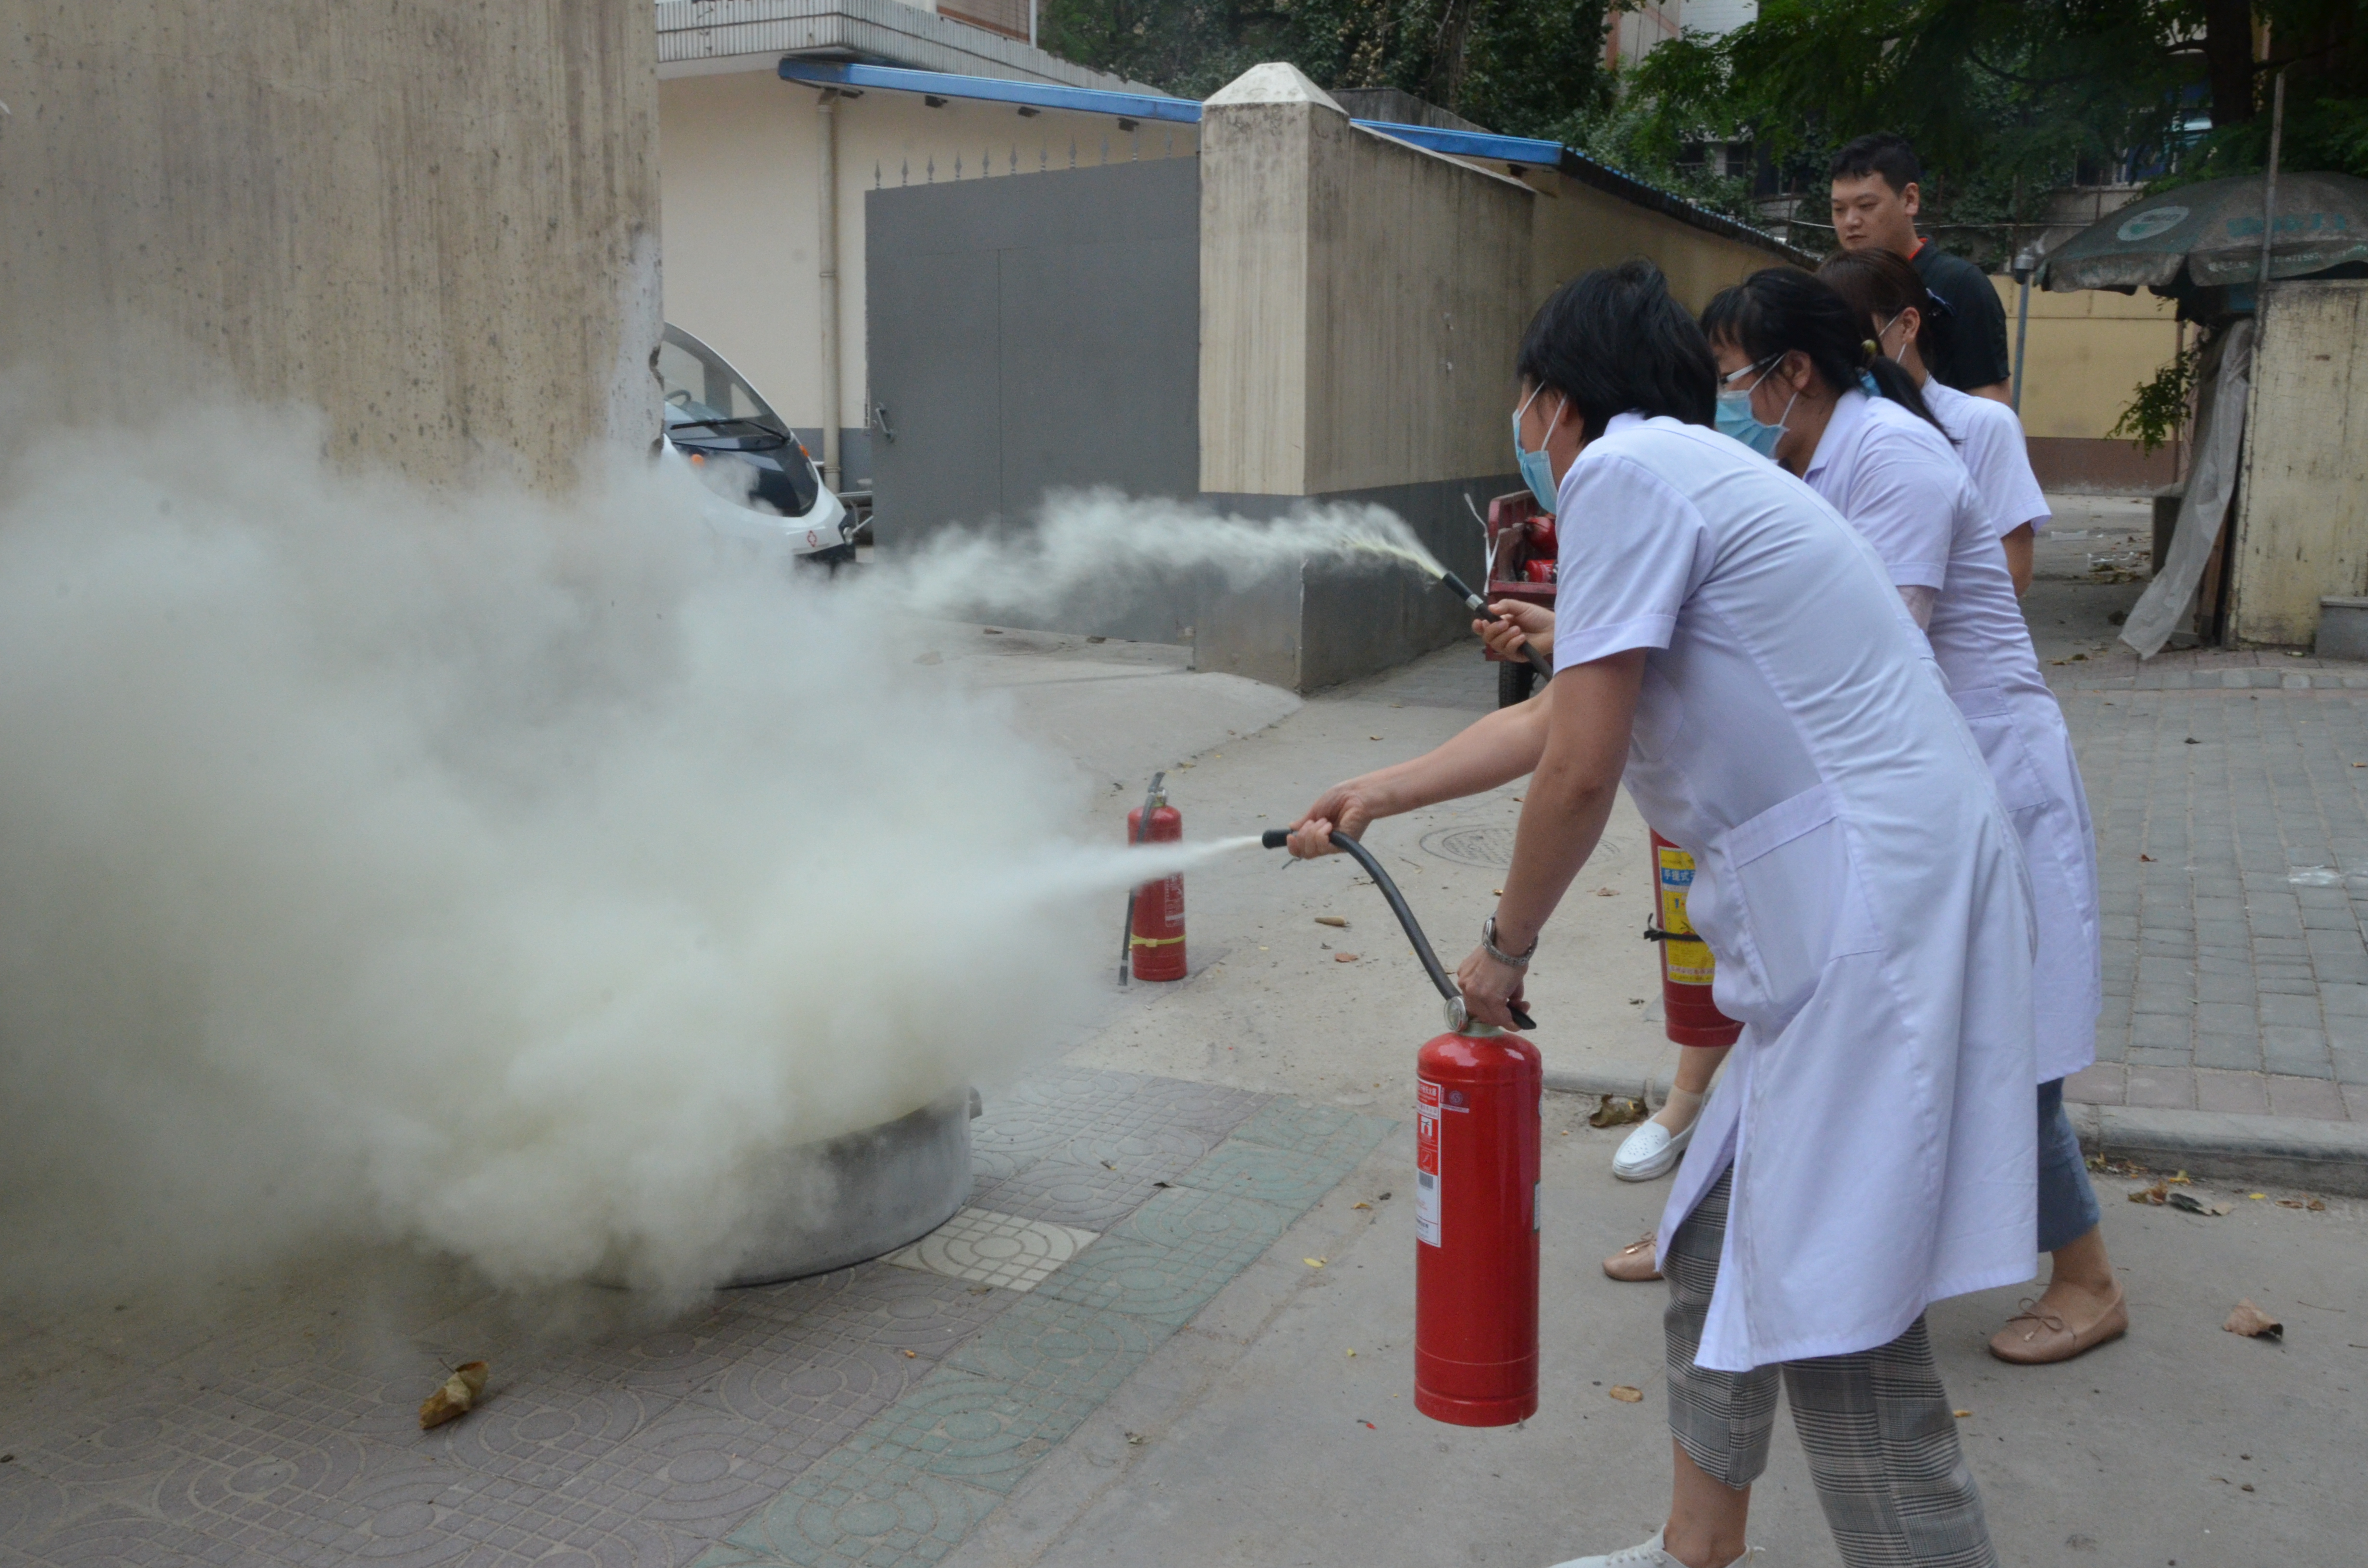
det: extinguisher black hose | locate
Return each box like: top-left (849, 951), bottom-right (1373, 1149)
top-left (1435, 569), bottom-right (1553, 679)
top-left (1259, 827), bottom-right (1536, 1031)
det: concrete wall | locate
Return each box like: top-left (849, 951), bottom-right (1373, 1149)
top-left (1531, 178), bottom-right (1783, 316)
top-left (2005, 276), bottom-right (2186, 490)
top-left (0, 0), bottom-right (660, 492)
top-left (1194, 63), bottom-right (1787, 688)
top-left (659, 65), bottom-right (1196, 488)
top-left (2228, 281), bottom-right (2368, 648)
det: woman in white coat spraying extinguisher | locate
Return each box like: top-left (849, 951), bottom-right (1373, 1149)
top-left (1289, 258), bottom-right (2032, 1568)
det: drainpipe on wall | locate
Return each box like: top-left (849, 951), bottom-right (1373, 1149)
top-left (817, 88), bottom-right (844, 489)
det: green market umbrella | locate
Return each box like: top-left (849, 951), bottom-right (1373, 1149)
top-left (2039, 172), bottom-right (2368, 294)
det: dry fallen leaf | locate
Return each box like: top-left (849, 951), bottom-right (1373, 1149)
top-left (419, 1361), bottom-right (489, 1430)
top-left (1594, 887), bottom-right (1619, 897)
top-left (1952, 1409), bottom-right (1971, 1418)
top-left (1304, 1258), bottom-right (1327, 1268)
top-left (2224, 1299), bottom-right (2284, 1339)
top-left (1316, 915), bottom-right (1349, 928)
top-left (1125, 1431), bottom-right (1146, 1445)
top-left (1345, 1348), bottom-right (1357, 1358)
top-left (2165, 1171), bottom-right (2192, 1185)
top-left (2310, 1198), bottom-right (2327, 1211)
top-left (1352, 1201), bottom-right (1372, 1210)
top-left (2279, 1198), bottom-right (2306, 1209)
top-left (1607, 1385), bottom-right (1644, 1403)
top-left (1334, 952), bottom-right (1359, 963)
top-left (1369, 735), bottom-right (1382, 741)
top-left (2130, 1180), bottom-right (2169, 1205)
top-left (1589, 1095), bottom-right (1650, 1128)
top-left (2248, 1192), bottom-right (2267, 1200)
top-left (2169, 1191), bottom-right (2233, 1216)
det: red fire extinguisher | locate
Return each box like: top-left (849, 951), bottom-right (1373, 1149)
top-left (1258, 827), bottom-right (1540, 1427)
top-left (1125, 776), bottom-right (1186, 982)
top-left (1648, 830), bottom-right (1742, 1047)
top-left (1415, 1024), bottom-right (1542, 1425)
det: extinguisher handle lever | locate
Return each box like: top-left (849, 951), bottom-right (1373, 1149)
top-left (1259, 828), bottom-right (1535, 1032)
top-left (1435, 570), bottom-right (1553, 679)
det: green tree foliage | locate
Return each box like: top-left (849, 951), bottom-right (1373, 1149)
top-left (1035, 0), bottom-right (1617, 140)
top-left (1622, 0), bottom-right (2367, 245)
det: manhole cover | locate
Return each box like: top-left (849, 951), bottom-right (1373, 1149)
top-left (1418, 825), bottom-right (1628, 869)
top-left (1419, 826), bottom-right (1517, 867)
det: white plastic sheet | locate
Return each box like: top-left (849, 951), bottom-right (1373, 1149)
top-left (2121, 318), bottom-right (2256, 659)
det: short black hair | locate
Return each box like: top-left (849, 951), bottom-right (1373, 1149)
top-left (1700, 266), bottom-right (1943, 435)
top-left (1515, 258), bottom-right (1716, 434)
top-left (1829, 134), bottom-right (1922, 195)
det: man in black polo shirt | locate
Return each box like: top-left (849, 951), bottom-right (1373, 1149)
top-left (1829, 133), bottom-right (2013, 402)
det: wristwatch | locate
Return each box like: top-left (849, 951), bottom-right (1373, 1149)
top-left (1482, 916), bottom-right (1537, 969)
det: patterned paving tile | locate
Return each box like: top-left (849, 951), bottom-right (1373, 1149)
top-left (967, 1155), bottom-right (1169, 1231)
top-left (694, 1434), bottom-right (995, 1568)
top-left (941, 1295), bottom-right (1162, 1407)
top-left (883, 1210), bottom-right (1098, 1293)
top-left (1170, 1139), bottom-right (1366, 1215)
top-left (1225, 1097), bottom-right (1369, 1153)
top-left (1123, 1078), bottom-right (1271, 1139)
top-left (969, 1070), bottom-right (1150, 1182)
top-left (19, 1501), bottom-right (306, 1567)
top-left (1058, 1121), bottom-right (1214, 1184)
top-left (1033, 1187), bottom-right (1292, 1327)
top-left (267, 1454), bottom-right (480, 1568)
top-left (700, 1336), bottom-right (920, 1438)
top-left (727, 1262), bottom-right (1012, 1358)
top-left (858, 1369), bottom-right (1082, 1493)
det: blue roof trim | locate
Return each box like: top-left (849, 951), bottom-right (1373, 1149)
top-left (778, 60), bottom-right (1202, 124)
top-left (1351, 121), bottom-right (1563, 169)
top-left (777, 58), bottom-right (1800, 257)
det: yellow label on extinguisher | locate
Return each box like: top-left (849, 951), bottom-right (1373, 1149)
top-left (1654, 843), bottom-right (1717, 987)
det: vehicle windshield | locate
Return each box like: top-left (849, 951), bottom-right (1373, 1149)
top-left (658, 325), bottom-right (785, 434)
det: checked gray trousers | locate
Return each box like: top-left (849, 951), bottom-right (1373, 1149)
top-left (1665, 1171), bottom-right (1999, 1568)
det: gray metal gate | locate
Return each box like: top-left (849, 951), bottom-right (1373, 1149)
top-left (865, 157), bottom-right (1200, 546)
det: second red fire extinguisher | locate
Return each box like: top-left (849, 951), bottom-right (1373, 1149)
top-left (1125, 776), bottom-right (1186, 982)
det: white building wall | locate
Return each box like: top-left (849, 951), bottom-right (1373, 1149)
top-left (659, 63), bottom-right (1196, 477)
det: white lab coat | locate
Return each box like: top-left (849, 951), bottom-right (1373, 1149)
top-left (1924, 380), bottom-right (2051, 539)
top-left (1804, 392), bottom-right (2100, 1082)
top-left (1554, 414), bottom-right (2036, 1372)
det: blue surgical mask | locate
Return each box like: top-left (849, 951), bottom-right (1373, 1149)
top-left (1714, 357), bottom-right (1798, 460)
top-left (1512, 384), bottom-right (1565, 513)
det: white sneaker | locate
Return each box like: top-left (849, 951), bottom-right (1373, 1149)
top-left (1611, 1115), bottom-right (1694, 1182)
top-left (1549, 1530), bottom-right (1755, 1568)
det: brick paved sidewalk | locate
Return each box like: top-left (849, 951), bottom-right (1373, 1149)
top-left (2054, 646), bottom-right (2368, 1124)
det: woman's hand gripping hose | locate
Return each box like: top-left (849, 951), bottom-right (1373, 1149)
top-left (1436, 570), bottom-right (1552, 680)
top-left (1260, 828), bottom-right (1535, 1033)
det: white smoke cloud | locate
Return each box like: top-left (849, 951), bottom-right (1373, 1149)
top-left (0, 403), bottom-right (1258, 1307)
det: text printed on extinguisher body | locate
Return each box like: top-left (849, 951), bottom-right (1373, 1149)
top-left (1415, 1079), bottom-right (1442, 1246)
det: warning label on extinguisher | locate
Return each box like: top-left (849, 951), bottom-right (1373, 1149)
top-left (1415, 1079), bottom-right (1442, 1247)
top-left (1655, 843), bottom-right (1717, 987)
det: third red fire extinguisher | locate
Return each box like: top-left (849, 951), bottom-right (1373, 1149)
top-left (1648, 830), bottom-right (1741, 1047)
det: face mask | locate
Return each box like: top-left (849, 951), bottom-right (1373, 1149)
top-left (1714, 357), bottom-right (1797, 459)
top-left (1512, 384), bottom-right (1566, 513)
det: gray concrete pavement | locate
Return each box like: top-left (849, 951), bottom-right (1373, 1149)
top-left (949, 1110), bottom-right (2368, 1568)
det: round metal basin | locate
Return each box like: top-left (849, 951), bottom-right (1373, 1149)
top-left (720, 1088), bottom-right (975, 1288)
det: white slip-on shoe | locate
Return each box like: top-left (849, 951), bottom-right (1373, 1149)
top-left (1548, 1527), bottom-right (1755, 1568)
top-left (1611, 1116), bottom-right (1694, 1182)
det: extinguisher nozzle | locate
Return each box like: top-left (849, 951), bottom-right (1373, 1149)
top-left (1260, 828), bottom-right (1290, 850)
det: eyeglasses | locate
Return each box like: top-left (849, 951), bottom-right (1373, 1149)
top-left (1718, 353), bottom-right (1781, 391)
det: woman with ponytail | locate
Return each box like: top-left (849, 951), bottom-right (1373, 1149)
top-left (1819, 247), bottom-right (2050, 593)
top-left (1820, 246), bottom-right (2121, 1368)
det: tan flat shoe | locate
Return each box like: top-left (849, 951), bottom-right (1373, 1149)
top-left (1988, 1284), bottom-right (2128, 1364)
top-left (1603, 1233), bottom-right (1662, 1283)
